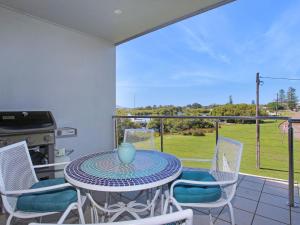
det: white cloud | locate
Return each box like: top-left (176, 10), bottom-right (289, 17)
top-left (180, 24), bottom-right (231, 64)
top-left (236, 1), bottom-right (300, 75)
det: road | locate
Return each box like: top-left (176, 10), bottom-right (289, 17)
top-left (281, 112), bottom-right (300, 140)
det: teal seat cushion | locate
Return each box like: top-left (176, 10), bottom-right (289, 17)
top-left (174, 170), bottom-right (222, 203)
top-left (16, 178), bottom-right (77, 212)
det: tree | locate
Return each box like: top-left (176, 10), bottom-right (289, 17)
top-left (278, 89), bottom-right (286, 104)
top-left (251, 100), bottom-right (255, 105)
top-left (267, 102), bottom-right (284, 111)
top-left (210, 104), bottom-right (267, 123)
top-left (186, 103), bottom-right (202, 108)
top-left (190, 103), bottom-right (202, 108)
top-left (228, 95), bottom-right (233, 104)
top-left (287, 87), bottom-right (298, 110)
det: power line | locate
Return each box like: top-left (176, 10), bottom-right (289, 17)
top-left (260, 76), bottom-right (300, 81)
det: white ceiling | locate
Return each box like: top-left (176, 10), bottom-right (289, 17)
top-left (0, 0), bottom-right (233, 45)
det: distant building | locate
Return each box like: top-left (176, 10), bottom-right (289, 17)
top-left (132, 118), bottom-right (151, 124)
top-left (177, 111), bottom-right (184, 116)
top-left (267, 111), bottom-right (277, 116)
top-left (296, 101), bottom-right (300, 111)
top-left (128, 113), bottom-right (151, 124)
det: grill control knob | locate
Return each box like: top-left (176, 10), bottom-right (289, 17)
top-left (26, 137), bottom-right (33, 145)
top-left (44, 135), bottom-right (51, 143)
top-left (0, 140), bottom-right (8, 146)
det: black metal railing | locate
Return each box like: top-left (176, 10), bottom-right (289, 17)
top-left (112, 115), bottom-right (298, 207)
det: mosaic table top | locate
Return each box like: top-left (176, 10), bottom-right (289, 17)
top-left (65, 150), bottom-right (182, 192)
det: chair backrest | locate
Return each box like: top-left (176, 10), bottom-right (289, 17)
top-left (29, 209), bottom-right (193, 225)
top-left (123, 128), bottom-right (156, 150)
top-left (0, 141), bottom-right (38, 213)
top-left (210, 137), bottom-right (243, 199)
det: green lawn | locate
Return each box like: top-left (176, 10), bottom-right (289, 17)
top-left (152, 120), bottom-right (300, 182)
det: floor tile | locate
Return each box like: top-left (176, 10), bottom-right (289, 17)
top-left (218, 206), bottom-right (254, 225)
top-left (238, 178), bottom-right (244, 185)
top-left (291, 211), bottom-right (300, 225)
top-left (291, 205), bottom-right (300, 213)
top-left (264, 180), bottom-right (300, 200)
top-left (236, 186), bottom-right (261, 201)
top-left (238, 174), bottom-right (245, 179)
top-left (243, 175), bottom-right (265, 185)
top-left (214, 218), bottom-right (231, 225)
top-left (239, 180), bottom-right (264, 192)
top-left (263, 184), bottom-right (298, 199)
top-left (238, 174), bottom-right (245, 183)
top-left (232, 196), bottom-right (258, 213)
top-left (260, 192), bottom-right (290, 210)
top-left (256, 202), bottom-right (290, 224)
top-left (191, 206), bottom-right (223, 217)
top-left (193, 212), bottom-right (217, 225)
top-left (252, 215), bottom-right (286, 225)
top-left (265, 179), bottom-right (289, 190)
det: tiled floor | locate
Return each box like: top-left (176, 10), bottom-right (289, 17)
top-left (190, 174), bottom-right (300, 225)
top-left (0, 173), bottom-right (299, 225)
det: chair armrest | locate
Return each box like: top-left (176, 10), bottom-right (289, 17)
top-left (3, 183), bottom-right (72, 196)
top-left (170, 179), bottom-right (237, 197)
top-left (180, 158), bottom-right (212, 163)
top-left (33, 161), bottom-right (70, 169)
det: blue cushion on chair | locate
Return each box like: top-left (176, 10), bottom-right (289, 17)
top-left (16, 178), bottom-right (77, 212)
top-left (173, 170), bottom-right (222, 203)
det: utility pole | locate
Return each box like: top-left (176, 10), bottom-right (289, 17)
top-left (256, 73), bottom-right (261, 169)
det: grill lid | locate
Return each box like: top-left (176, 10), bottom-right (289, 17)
top-left (0, 111), bottom-right (56, 134)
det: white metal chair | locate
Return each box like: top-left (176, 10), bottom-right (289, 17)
top-left (0, 141), bottom-right (86, 225)
top-left (123, 128), bottom-right (156, 150)
top-left (29, 208), bottom-right (193, 225)
top-left (123, 128), bottom-right (162, 211)
top-left (165, 137), bottom-right (243, 225)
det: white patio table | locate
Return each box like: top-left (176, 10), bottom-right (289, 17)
top-left (64, 150), bottom-right (182, 222)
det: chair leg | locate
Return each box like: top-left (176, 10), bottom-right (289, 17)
top-left (208, 209), bottom-right (214, 225)
top-left (228, 202), bottom-right (235, 225)
top-left (78, 205), bottom-right (85, 224)
top-left (163, 195), bottom-right (172, 215)
top-left (76, 188), bottom-right (85, 224)
top-left (6, 214), bottom-right (13, 225)
top-left (160, 192), bottom-right (164, 214)
top-left (169, 202), bottom-right (173, 213)
top-left (90, 204), bottom-right (94, 224)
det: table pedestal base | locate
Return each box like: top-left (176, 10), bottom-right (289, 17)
top-left (87, 189), bottom-right (160, 223)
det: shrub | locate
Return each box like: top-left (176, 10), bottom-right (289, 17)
top-left (192, 130), bottom-right (205, 136)
top-left (180, 129), bottom-right (206, 136)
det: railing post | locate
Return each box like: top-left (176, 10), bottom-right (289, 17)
top-left (288, 120), bottom-right (294, 207)
top-left (114, 118), bottom-right (118, 148)
top-left (215, 120), bottom-right (219, 145)
top-left (160, 118), bottom-right (164, 152)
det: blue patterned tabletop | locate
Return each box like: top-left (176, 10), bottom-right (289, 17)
top-left (65, 150), bottom-right (181, 188)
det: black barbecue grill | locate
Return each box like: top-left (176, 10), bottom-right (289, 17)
top-left (0, 111), bottom-right (57, 179)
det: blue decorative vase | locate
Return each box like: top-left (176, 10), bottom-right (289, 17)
top-left (118, 143), bottom-right (136, 164)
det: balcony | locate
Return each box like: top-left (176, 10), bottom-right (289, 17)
top-left (1, 0), bottom-right (299, 224)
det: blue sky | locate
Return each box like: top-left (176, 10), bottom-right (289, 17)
top-left (116, 0), bottom-right (300, 107)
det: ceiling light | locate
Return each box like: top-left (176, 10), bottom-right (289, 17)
top-left (114, 9), bottom-right (122, 15)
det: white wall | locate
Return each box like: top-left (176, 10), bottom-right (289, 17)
top-left (0, 6), bottom-right (116, 159)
